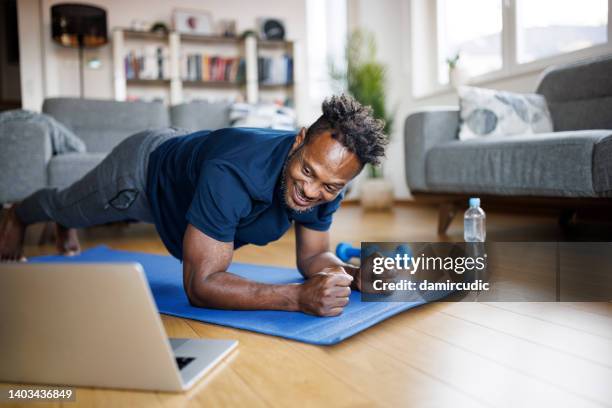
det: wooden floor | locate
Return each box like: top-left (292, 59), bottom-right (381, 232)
top-left (4, 204), bottom-right (612, 407)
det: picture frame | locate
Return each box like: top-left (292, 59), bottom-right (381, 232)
top-left (216, 19), bottom-right (237, 37)
top-left (173, 9), bottom-right (213, 35)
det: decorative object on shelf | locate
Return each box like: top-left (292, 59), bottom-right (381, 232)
top-left (51, 3), bottom-right (108, 98)
top-left (150, 22), bottom-right (169, 35)
top-left (330, 29), bottom-right (394, 210)
top-left (447, 52), bottom-right (469, 89)
top-left (258, 18), bottom-right (285, 40)
top-left (217, 19), bottom-right (237, 37)
top-left (240, 29), bottom-right (258, 40)
top-left (173, 9), bottom-right (213, 35)
top-left (129, 19), bottom-right (150, 31)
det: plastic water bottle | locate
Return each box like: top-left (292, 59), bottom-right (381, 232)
top-left (464, 198), bottom-right (486, 242)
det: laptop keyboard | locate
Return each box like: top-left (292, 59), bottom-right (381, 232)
top-left (175, 357), bottom-right (195, 370)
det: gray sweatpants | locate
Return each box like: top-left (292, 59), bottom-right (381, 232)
top-left (16, 128), bottom-right (188, 228)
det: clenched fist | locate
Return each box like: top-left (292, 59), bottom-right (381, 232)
top-left (298, 271), bottom-right (352, 317)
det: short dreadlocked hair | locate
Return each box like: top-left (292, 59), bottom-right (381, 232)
top-left (305, 94), bottom-right (388, 166)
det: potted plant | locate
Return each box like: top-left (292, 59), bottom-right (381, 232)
top-left (447, 52), bottom-right (468, 88)
top-left (330, 29), bottom-right (394, 210)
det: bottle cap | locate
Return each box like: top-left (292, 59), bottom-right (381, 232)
top-left (469, 197), bottom-right (480, 208)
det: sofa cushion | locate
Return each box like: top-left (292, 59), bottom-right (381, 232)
top-left (0, 120), bottom-right (52, 203)
top-left (458, 86), bottom-right (552, 140)
top-left (425, 130), bottom-right (612, 197)
top-left (48, 153), bottom-right (106, 189)
top-left (536, 54), bottom-right (612, 131)
top-left (43, 98), bottom-right (170, 154)
top-left (547, 96), bottom-right (612, 132)
top-left (170, 101), bottom-right (231, 131)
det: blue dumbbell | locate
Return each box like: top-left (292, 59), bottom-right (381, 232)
top-left (336, 242), bottom-right (361, 262)
top-left (336, 243), bottom-right (384, 262)
top-left (336, 242), bottom-right (412, 263)
top-left (395, 244), bottom-right (412, 258)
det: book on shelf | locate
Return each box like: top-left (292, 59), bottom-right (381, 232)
top-left (124, 46), bottom-right (170, 81)
top-left (258, 55), bottom-right (294, 85)
top-left (182, 53), bottom-right (246, 84)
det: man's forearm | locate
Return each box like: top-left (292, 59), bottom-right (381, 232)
top-left (298, 251), bottom-right (352, 279)
top-left (187, 270), bottom-right (301, 311)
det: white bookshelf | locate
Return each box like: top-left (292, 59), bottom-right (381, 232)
top-left (112, 28), bottom-right (295, 106)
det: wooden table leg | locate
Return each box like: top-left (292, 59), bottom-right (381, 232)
top-left (438, 202), bottom-right (457, 235)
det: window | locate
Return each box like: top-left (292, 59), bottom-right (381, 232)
top-left (306, 0), bottom-right (347, 114)
top-left (516, 0), bottom-right (608, 63)
top-left (421, 0), bottom-right (612, 93)
top-left (437, 0), bottom-right (503, 84)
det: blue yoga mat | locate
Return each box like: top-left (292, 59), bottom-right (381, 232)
top-left (30, 246), bottom-right (428, 345)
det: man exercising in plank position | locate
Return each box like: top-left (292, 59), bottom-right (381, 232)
top-left (0, 95), bottom-right (387, 316)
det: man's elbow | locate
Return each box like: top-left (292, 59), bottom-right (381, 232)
top-left (186, 289), bottom-right (201, 307)
top-left (185, 285), bottom-right (200, 307)
top-left (184, 279), bottom-right (213, 308)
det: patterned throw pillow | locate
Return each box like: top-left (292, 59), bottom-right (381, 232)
top-left (458, 86), bottom-right (553, 141)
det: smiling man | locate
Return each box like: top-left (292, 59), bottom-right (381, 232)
top-left (0, 94), bottom-right (387, 316)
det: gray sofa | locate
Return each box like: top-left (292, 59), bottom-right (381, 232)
top-left (0, 98), bottom-right (231, 204)
top-left (404, 54), bottom-right (612, 233)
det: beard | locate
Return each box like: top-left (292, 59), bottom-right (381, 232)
top-left (279, 149), bottom-right (315, 214)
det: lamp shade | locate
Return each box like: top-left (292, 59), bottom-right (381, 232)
top-left (51, 3), bottom-right (107, 48)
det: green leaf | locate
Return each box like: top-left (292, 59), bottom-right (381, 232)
top-left (328, 29), bottom-right (394, 177)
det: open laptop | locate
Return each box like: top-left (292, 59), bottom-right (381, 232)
top-left (0, 263), bottom-right (237, 392)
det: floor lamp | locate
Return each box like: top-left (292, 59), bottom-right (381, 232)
top-left (51, 3), bottom-right (108, 98)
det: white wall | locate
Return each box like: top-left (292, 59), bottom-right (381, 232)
top-left (305, 0), bottom-right (348, 124)
top-left (348, 0), bottom-right (551, 200)
top-left (17, 0), bottom-right (44, 111)
top-left (346, 0), bottom-right (412, 200)
top-left (21, 0), bottom-right (312, 120)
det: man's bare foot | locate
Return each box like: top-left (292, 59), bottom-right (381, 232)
top-left (55, 224), bottom-right (81, 256)
top-left (0, 204), bottom-right (26, 261)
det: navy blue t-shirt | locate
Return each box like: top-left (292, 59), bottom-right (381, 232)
top-left (146, 128), bottom-right (344, 260)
